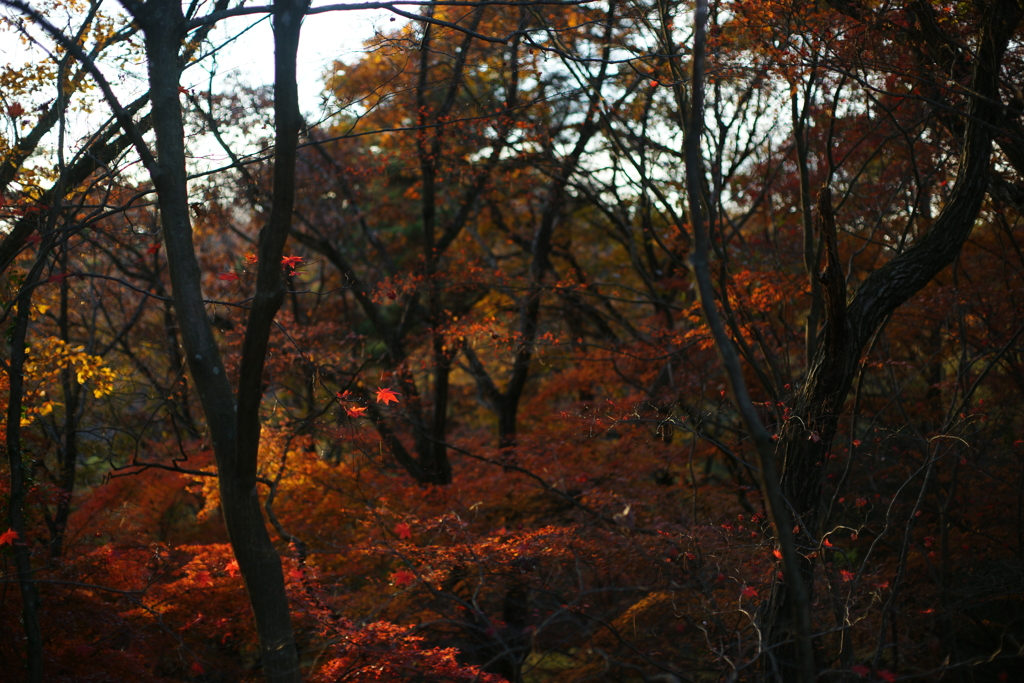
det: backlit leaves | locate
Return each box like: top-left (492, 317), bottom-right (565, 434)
top-left (375, 386), bottom-right (400, 405)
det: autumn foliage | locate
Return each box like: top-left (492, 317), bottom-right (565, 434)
top-left (2, 0), bottom-right (1024, 681)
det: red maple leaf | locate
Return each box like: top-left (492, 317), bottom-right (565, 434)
top-left (840, 570), bottom-right (854, 582)
top-left (740, 586), bottom-right (758, 598)
top-left (218, 272), bottom-right (239, 281)
top-left (395, 522), bottom-right (412, 540)
top-left (7, 102), bottom-right (24, 117)
top-left (335, 390), bottom-right (352, 400)
top-left (345, 406), bottom-right (367, 418)
top-left (281, 255), bottom-right (303, 269)
top-left (225, 560), bottom-right (240, 578)
top-left (146, 243), bottom-right (161, 255)
top-left (375, 387), bottom-right (400, 405)
top-left (386, 289), bottom-right (397, 300)
top-left (0, 528), bottom-right (18, 546)
top-left (192, 571), bottom-right (213, 588)
top-left (391, 569), bottom-right (415, 587)
top-left (878, 670), bottom-right (898, 682)
top-left (46, 273), bottom-right (70, 285)
top-left (850, 664), bottom-right (869, 677)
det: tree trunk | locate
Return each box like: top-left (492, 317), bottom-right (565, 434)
top-left (761, 3), bottom-right (1020, 676)
top-left (6, 260), bottom-right (46, 683)
top-left (49, 251), bottom-right (82, 562)
top-left (133, 1), bottom-right (307, 679)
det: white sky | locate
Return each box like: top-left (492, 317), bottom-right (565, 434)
top-left (0, 2), bottom-right (391, 121)
top-left (0, 2), bottom-right (398, 188)
top-left (199, 4), bottom-right (392, 117)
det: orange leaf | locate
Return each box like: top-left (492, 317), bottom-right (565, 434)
top-left (375, 386), bottom-right (400, 405)
top-left (225, 560), bottom-right (239, 578)
top-left (345, 406), bottom-right (367, 418)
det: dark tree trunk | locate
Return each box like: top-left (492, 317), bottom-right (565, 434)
top-left (131, 0), bottom-right (309, 680)
top-left (49, 251), bottom-right (82, 563)
top-left (6, 260), bottom-right (46, 683)
top-left (761, 3), bottom-right (1021, 677)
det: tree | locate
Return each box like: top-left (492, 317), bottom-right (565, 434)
top-left (635, 0), bottom-right (1024, 677)
top-left (0, 0), bottom-right (309, 677)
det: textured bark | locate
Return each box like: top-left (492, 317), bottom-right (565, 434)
top-left (762, 2), bottom-right (1021, 678)
top-left (763, 188), bottom-right (855, 680)
top-left (132, 1), bottom-right (306, 680)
